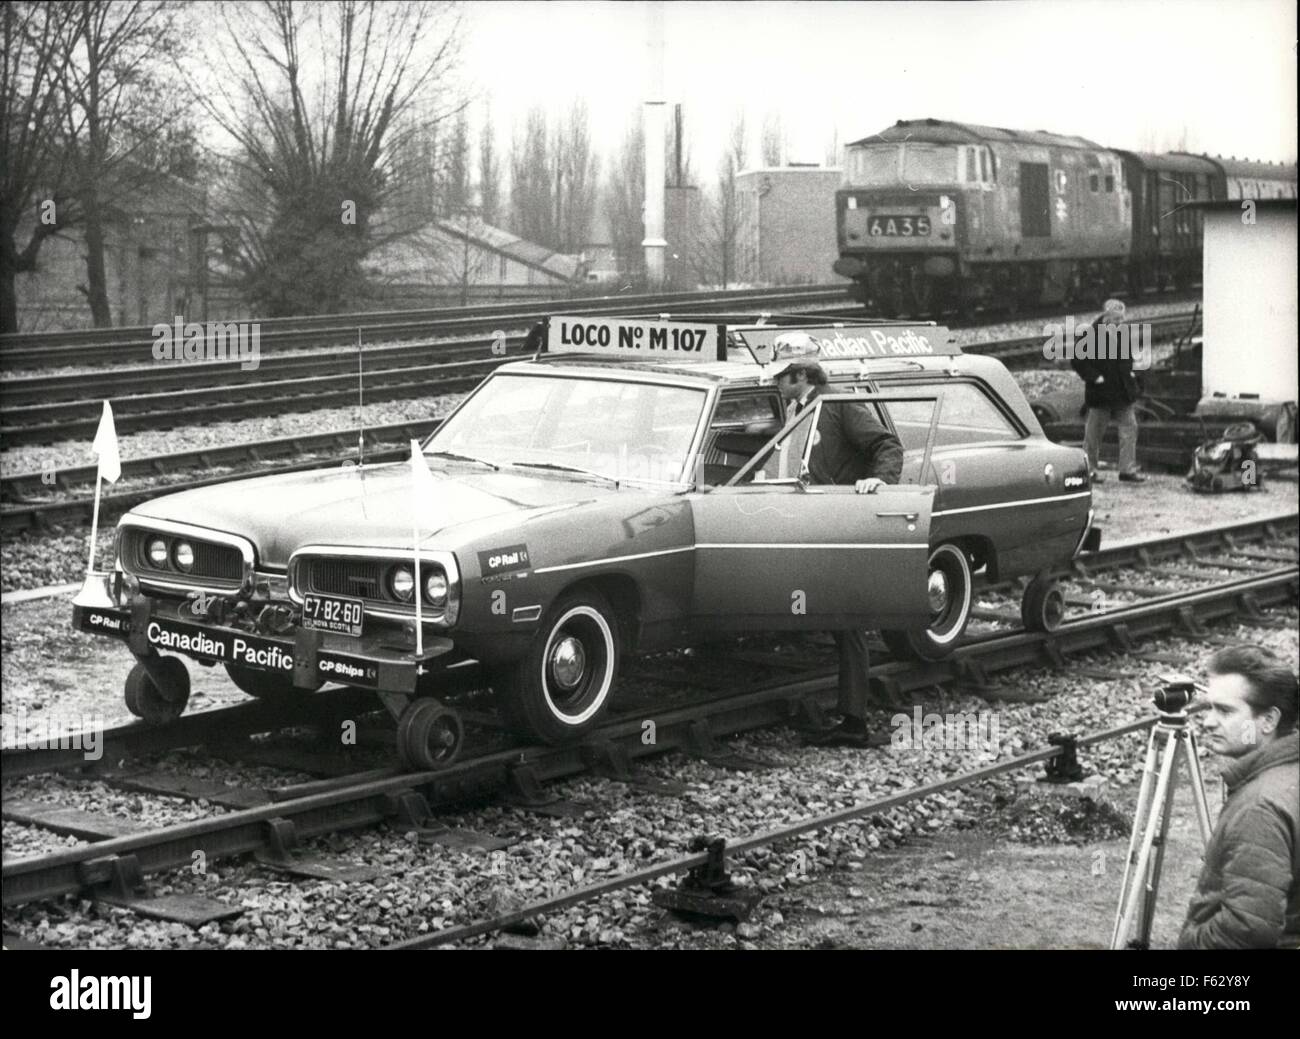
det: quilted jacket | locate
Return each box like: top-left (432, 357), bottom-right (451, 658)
top-left (1177, 731), bottom-right (1299, 949)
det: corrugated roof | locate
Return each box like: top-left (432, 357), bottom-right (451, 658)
top-left (1114, 150), bottom-right (1219, 175)
top-left (847, 119), bottom-right (1103, 151)
top-left (434, 217), bottom-right (583, 280)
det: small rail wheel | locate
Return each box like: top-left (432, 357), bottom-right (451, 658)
top-left (124, 657), bottom-right (190, 724)
top-left (226, 662), bottom-right (295, 700)
top-left (396, 698), bottom-right (463, 771)
top-left (1021, 572), bottom-right (1066, 632)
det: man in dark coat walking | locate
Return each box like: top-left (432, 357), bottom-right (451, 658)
top-left (772, 340), bottom-right (904, 747)
top-left (1071, 298), bottom-right (1146, 483)
top-left (1178, 644), bottom-right (1299, 949)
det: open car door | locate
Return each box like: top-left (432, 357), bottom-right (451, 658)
top-left (689, 392), bottom-right (941, 633)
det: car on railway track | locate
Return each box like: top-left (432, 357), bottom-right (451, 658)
top-left (73, 314), bottom-right (1097, 767)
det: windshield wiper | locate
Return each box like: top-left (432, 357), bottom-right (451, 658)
top-left (425, 450), bottom-right (499, 470)
top-left (508, 461), bottom-right (618, 485)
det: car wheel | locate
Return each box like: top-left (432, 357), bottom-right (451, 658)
top-left (124, 657), bottom-right (190, 724)
top-left (1021, 571), bottom-right (1066, 632)
top-left (396, 697), bottom-right (463, 771)
top-left (881, 543), bottom-right (973, 661)
top-left (494, 589), bottom-right (621, 744)
top-left (225, 662), bottom-right (295, 700)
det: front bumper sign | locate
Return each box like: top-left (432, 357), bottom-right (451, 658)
top-left (73, 597), bottom-right (453, 694)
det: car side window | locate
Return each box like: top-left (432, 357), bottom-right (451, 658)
top-left (700, 391), bottom-right (783, 486)
top-left (878, 382), bottom-right (1021, 451)
top-left (711, 392), bottom-right (781, 428)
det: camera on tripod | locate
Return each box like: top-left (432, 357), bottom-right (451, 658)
top-left (1152, 676), bottom-right (1197, 715)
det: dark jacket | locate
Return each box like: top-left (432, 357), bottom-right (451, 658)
top-left (1070, 317), bottom-right (1141, 408)
top-left (802, 389), bottom-right (904, 486)
top-left (1177, 730), bottom-right (1299, 949)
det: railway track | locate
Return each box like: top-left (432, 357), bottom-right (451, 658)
top-left (0, 312), bottom-right (1203, 532)
top-left (0, 285), bottom-right (849, 371)
top-left (4, 514), bottom-right (1294, 916)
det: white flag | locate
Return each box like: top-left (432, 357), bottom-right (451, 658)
top-left (92, 401), bottom-right (121, 483)
top-left (410, 439), bottom-right (439, 502)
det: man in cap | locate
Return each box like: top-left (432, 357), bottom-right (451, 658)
top-left (772, 333), bottom-right (904, 747)
top-left (1071, 298), bottom-right (1146, 483)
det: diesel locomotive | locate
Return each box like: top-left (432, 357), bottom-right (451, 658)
top-left (833, 118), bottom-right (1297, 317)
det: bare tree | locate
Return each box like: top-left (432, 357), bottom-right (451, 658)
top-left (556, 100), bottom-right (597, 254)
top-left (824, 125), bottom-right (840, 169)
top-left (604, 114), bottom-right (644, 282)
top-left (761, 110), bottom-right (784, 167)
top-left (689, 111), bottom-right (746, 288)
top-left (55, 0), bottom-right (192, 326)
top-left (190, 0), bottom-right (463, 316)
top-left (477, 104), bottom-right (499, 225)
top-left (0, 0), bottom-right (84, 332)
top-left (509, 105), bottom-right (553, 247)
top-left (442, 109), bottom-right (469, 213)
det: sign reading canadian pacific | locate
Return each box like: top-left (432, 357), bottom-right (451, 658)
top-left (546, 316), bottom-right (722, 360)
top-left (738, 325), bottom-right (957, 365)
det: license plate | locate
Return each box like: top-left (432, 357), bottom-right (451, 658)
top-left (868, 215), bottom-right (931, 237)
top-left (301, 593), bottom-right (364, 637)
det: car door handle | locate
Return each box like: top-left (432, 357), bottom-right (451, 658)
top-left (875, 511), bottom-right (919, 521)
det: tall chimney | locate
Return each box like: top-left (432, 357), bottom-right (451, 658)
top-left (642, 1), bottom-right (667, 288)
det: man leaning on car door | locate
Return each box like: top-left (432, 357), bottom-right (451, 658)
top-left (772, 336), bottom-right (904, 748)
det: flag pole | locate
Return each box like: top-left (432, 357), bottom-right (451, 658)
top-left (86, 472), bottom-right (103, 575)
top-left (411, 439), bottom-right (423, 657)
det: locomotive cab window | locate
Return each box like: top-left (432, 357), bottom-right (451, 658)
top-left (1105, 173), bottom-right (1114, 193)
top-left (1089, 173), bottom-right (1099, 193)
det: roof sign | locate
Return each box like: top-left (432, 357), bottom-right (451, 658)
top-left (733, 325), bottom-right (958, 364)
top-left (545, 316), bottom-right (723, 361)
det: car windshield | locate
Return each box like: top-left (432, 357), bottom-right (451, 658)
top-left (426, 372), bottom-right (709, 485)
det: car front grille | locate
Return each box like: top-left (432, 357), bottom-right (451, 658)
top-left (121, 528), bottom-right (245, 587)
top-left (307, 558), bottom-right (388, 603)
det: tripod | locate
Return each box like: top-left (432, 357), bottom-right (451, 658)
top-left (1111, 706), bottom-right (1213, 950)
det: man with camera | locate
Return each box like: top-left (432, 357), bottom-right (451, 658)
top-left (1178, 645), bottom-right (1299, 949)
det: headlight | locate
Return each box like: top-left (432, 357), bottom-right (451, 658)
top-left (147, 538), bottom-right (169, 567)
top-left (389, 565), bottom-right (415, 601)
top-left (173, 541), bottom-right (195, 572)
top-left (424, 570), bottom-right (448, 606)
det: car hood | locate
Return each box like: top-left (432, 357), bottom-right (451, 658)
top-left (126, 461), bottom-right (616, 567)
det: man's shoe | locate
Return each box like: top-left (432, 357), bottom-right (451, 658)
top-left (1089, 471), bottom-right (1106, 484)
top-left (1118, 471), bottom-right (1147, 483)
top-left (805, 719), bottom-right (886, 748)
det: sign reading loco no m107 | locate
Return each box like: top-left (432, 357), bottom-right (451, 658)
top-left (546, 316), bottom-right (723, 360)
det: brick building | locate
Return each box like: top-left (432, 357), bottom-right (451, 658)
top-left (735, 166), bottom-right (842, 285)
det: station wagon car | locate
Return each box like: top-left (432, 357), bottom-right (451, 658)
top-left (73, 315), bottom-right (1097, 767)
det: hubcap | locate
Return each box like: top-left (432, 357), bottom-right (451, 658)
top-left (549, 636), bottom-right (586, 690)
top-left (927, 570), bottom-right (950, 614)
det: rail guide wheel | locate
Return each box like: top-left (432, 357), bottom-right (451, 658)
top-left (1021, 571), bottom-right (1066, 632)
top-left (396, 697), bottom-right (463, 771)
top-left (124, 656), bottom-right (191, 724)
